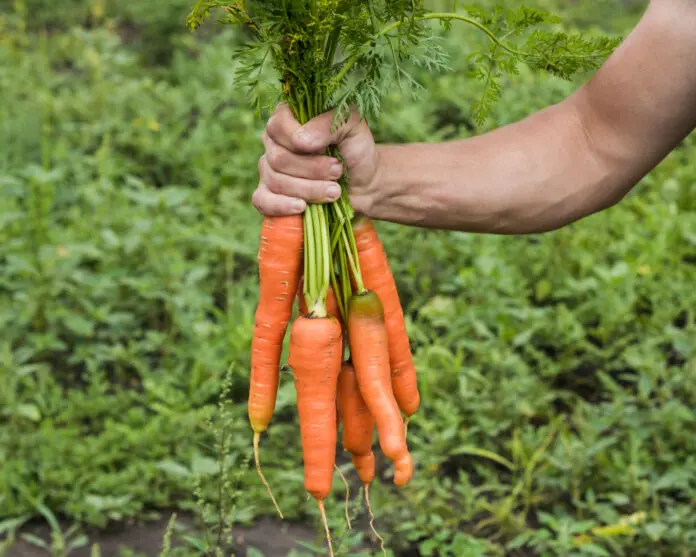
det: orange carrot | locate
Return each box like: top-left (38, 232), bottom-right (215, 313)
top-left (337, 362), bottom-right (375, 486)
top-left (337, 362), bottom-right (385, 552)
top-left (288, 315), bottom-right (343, 557)
top-left (348, 291), bottom-right (413, 486)
top-left (248, 215), bottom-right (304, 518)
top-left (353, 217), bottom-right (420, 423)
top-left (333, 402), bottom-right (352, 530)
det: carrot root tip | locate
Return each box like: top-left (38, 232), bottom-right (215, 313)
top-left (318, 500), bottom-right (334, 557)
top-left (404, 416), bottom-right (411, 437)
top-left (365, 484), bottom-right (386, 556)
top-left (253, 432), bottom-right (284, 519)
top-left (334, 464), bottom-right (352, 530)
top-left (393, 453), bottom-right (414, 487)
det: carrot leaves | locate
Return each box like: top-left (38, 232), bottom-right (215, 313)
top-left (188, 1), bottom-right (620, 126)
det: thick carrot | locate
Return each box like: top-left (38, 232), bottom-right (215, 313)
top-left (353, 217), bottom-right (420, 422)
top-left (348, 291), bottom-right (413, 486)
top-left (288, 315), bottom-right (343, 557)
top-left (248, 215), bottom-right (304, 518)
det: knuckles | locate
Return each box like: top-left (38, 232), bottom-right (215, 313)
top-left (265, 141), bottom-right (285, 170)
top-left (251, 188), bottom-right (264, 213)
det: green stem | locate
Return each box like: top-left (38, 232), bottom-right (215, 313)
top-left (318, 205), bottom-right (330, 302)
top-left (330, 255), bottom-right (347, 324)
top-left (305, 206), bottom-right (317, 306)
top-left (342, 229), bottom-right (364, 293)
top-left (381, 13), bottom-right (524, 56)
top-left (338, 240), bottom-right (351, 320)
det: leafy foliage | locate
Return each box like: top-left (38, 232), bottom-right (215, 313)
top-left (186, 0), bottom-right (620, 125)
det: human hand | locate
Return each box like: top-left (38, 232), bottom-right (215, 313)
top-left (253, 103), bottom-right (380, 217)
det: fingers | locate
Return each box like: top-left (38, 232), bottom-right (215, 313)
top-left (259, 155), bottom-right (341, 203)
top-left (252, 154), bottom-right (343, 217)
top-left (266, 102), bottom-right (366, 154)
top-left (262, 132), bottom-right (343, 182)
top-left (254, 103), bottom-right (368, 218)
top-left (265, 103), bottom-right (303, 151)
top-left (252, 185), bottom-right (306, 217)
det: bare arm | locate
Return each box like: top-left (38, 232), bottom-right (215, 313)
top-left (254, 0), bottom-right (696, 234)
top-left (367, 0), bottom-right (696, 233)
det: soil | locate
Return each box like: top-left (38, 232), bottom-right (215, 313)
top-left (5, 513), bottom-right (319, 557)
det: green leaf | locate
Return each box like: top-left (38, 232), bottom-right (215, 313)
top-left (62, 312), bottom-right (94, 337)
top-left (581, 544), bottom-right (611, 557)
top-left (451, 446), bottom-right (515, 471)
top-left (21, 534), bottom-right (49, 549)
top-left (15, 403), bottom-right (41, 422)
top-left (536, 279), bottom-right (552, 301)
top-left (644, 522), bottom-right (667, 541)
top-left (190, 452), bottom-right (218, 477)
top-left (155, 460), bottom-right (191, 478)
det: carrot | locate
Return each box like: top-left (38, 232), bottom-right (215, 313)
top-left (288, 315), bottom-right (343, 557)
top-left (353, 217), bottom-right (420, 426)
top-left (333, 402), bottom-right (352, 530)
top-left (337, 362), bottom-right (385, 554)
top-left (337, 362), bottom-right (375, 485)
top-left (347, 291), bottom-right (413, 486)
top-left (248, 215), bottom-right (304, 518)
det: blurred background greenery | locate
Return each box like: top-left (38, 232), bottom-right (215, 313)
top-left (2, 0), bottom-right (695, 556)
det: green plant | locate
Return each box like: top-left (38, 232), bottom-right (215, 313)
top-left (2, 1), bottom-right (695, 556)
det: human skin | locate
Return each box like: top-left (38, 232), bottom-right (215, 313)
top-left (252, 0), bottom-right (696, 235)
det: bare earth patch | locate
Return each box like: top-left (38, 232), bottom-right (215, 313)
top-left (7, 514), bottom-right (319, 557)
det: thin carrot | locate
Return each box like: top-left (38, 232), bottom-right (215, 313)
top-left (248, 215), bottom-right (304, 518)
top-left (288, 315), bottom-right (343, 557)
top-left (337, 362), bottom-right (385, 553)
top-left (347, 291), bottom-right (413, 486)
top-left (334, 400), bottom-right (352, 530)
top-left (337, 362), bottom-right (375, 486)
top-left (353, 217), bottom-right (420, 423)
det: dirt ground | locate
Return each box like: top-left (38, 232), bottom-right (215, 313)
top-left (5, 513), bottom-right (320, 557)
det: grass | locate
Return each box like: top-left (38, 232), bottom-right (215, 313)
top-left (2, 0), bottom-right (696, 555)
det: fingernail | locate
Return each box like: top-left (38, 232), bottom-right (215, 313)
top-left (295, 129), bottom-right (316, 147)
top-left (291, 199), bottom-right (306, 213)
top-left (327, 185), bottom-right (341, 200)
top-left (330, 163), bottom-right (343, 179)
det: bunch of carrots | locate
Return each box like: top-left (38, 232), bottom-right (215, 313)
top-left (249, 210), bottom-right (420, 554)
top-left (186, 1), bottom-right (619, 553)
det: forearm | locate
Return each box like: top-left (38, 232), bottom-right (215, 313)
top-left (366, 0), bottom-right (696, 234)
top-left (367, 102), bottom-right (608, 234)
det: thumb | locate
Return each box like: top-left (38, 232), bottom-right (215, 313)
top-left (292, 107), bottom-right (366, 153)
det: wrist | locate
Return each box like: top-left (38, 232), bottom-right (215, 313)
top-left (360, 143), bottom-right (431, 225)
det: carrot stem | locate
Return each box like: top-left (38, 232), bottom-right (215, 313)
top-left (342, 230), bottom-right (364, 293)
top-left (330, 257), bottom-right (347, 324)
top-left (305, 206), bottom-right (316, 306)
top-left (334, 464), bottom-right (352, 529)
top-left (319, 205), bottom-right (330, 302)
top-left (318, 501), bottom-right (334, 557)
top-left (253, 432), bottom-right (284, 519)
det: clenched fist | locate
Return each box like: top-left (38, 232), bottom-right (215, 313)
top-left (253, 103), bottom-right (381, 218)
